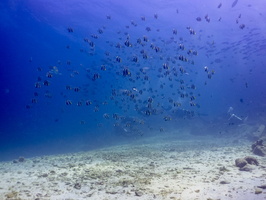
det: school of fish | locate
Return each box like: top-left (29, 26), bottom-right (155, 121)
top-left (25, 1), bottom-right (264, 137)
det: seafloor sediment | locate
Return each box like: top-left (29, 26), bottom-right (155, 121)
top-left (0, 135), bottom-right (265, 200)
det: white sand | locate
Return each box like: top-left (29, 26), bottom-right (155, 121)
top-left (0, 135), bottom-right (266, 200)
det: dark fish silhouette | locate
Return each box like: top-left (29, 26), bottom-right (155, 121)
top-left (231, 0), bottom-right (238, 8)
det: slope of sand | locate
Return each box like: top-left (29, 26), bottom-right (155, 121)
top-left (0, 135), bottom-right (265, 200)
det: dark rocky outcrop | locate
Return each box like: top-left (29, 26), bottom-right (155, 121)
top-left (13, 156), bottom-right (25, 163)
top-left (235, 158), bottom-right (248, 168)
top-left (18, 156), bottom-right (25, 162)
top-left (252, 139), bottom-right (266, 157)
top-left (235, 156), bottom-right (259, 171)
top-left (244, 156), bottom-right (259, 165)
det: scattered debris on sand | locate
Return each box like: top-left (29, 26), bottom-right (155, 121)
top-left (1, 136), bottom-right (266, 200)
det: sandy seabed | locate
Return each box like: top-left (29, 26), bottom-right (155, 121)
top-left (0, 134), bottom-right (266, 200)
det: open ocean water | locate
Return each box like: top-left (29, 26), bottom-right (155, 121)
top-left (0, 0), bottom-right (266, 162)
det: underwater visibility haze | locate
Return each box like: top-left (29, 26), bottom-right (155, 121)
top-left (0, 0), bottom-right (266, 161)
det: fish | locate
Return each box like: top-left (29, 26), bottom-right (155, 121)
top-left (67, 27), bottom-right (73, 32)
top-left (65, 100), bottom-right (72, 105)
top-left (28, 9), bottom-right (231, 129)
top-left (173, 29), bottom-right (177, 35)
top-left (239, 24), bottom-right (245, 29)
top-left (73, 87), bottom-right (80, 92)
top-left (231, 0), bottom-right (238, 8)
top-left (204, 14), bottom-right (210, 23)
top-left (43, 80), bottom-right (50, 86)
top-left (196, 17), bottom-right (201, 22)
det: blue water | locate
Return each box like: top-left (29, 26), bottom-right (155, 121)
top-left (0, 0), bottom-right (266, 161)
